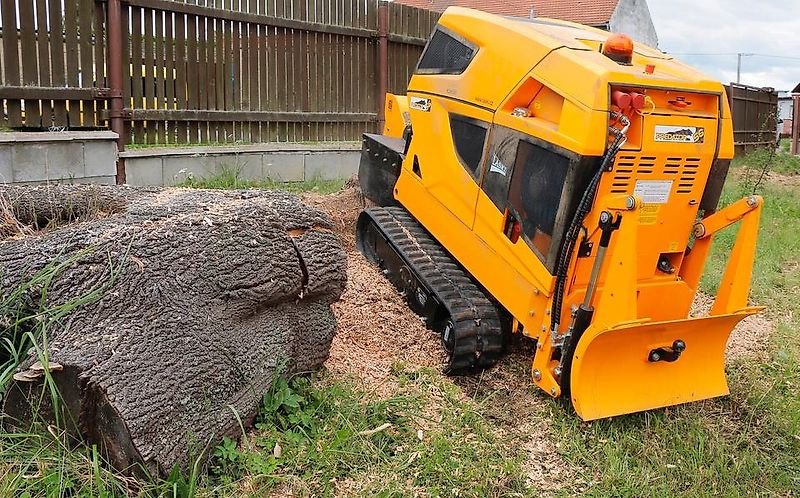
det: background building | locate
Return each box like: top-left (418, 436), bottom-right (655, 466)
top-left (395, 0), bottom-right (659, 47)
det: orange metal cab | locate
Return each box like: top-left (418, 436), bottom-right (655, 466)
top-left (383, 8), bottom-right (763, 420)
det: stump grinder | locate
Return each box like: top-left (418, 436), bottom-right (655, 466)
top-left (356, 7), bottom-right (764, 420)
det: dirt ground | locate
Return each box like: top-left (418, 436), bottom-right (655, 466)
top-left (301, 186), bottom-right (774, 492)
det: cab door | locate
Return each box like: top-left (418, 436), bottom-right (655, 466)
top-left (404, 94), bottom-right (492, 229)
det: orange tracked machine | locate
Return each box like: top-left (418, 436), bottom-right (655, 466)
top-left (356, 8), bottom-right (763, 420)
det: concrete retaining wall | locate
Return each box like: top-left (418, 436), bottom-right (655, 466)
top-left (121, 142), bottom-right (361, 186)
top-left (0, 131), bottom-right (118, 185)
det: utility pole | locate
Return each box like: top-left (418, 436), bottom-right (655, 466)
top-left (737, 53), bottom-right (754, 84)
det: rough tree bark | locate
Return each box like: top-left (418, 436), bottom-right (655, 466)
top-left (0, 185), bottom-right (347, 475)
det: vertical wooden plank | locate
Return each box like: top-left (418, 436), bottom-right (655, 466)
top-left (186, 14), bottom-right (200, 142)
top-left (48, 0), bottom-right (67, 126)
top-left (175, 12), bottom-right (188, 143)
top-left (78, 0), bottom-right (94, 127)
top-left (155, 10), bottom-right (166, 143)
top-left (291, 0), bottom-right (302, 141)
top-left (18, 0), bottom-right (40, 127)
top-left (93, 0), bottom-right (108, 127)
top-left (1, 0), bottom-right (22, 126)
top-left (35, 0), bottom-right (52, 127)
top-left (64, 0), bottom-right (81, 128)
top-left (194, 16), bottom-right (206, 142)
top-left (258, 24), bottom-right (268, 142)
top-left (247, 10), bottom-right (258, 141)
top-left (308, 2), bottom-right (319, 141)
top-left (263, 1), bottom-right (273, 141)
top-left (275, 0), bottom-right (287, 141)
top-left (164, 12), bottom-right (176, 143)
top-left (213, 16), bottom-right (224, 141)
top-left (143, 7), bottom-right (155, 143)
top-left (131, 6), bottom-right (144, 142)
top-left (225, 15), bottom-right (239, 142)
top-left (222, 15), bottom-right (234, 142)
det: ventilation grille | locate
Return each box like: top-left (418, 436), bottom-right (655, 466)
top-left (610, 155), bottom-right (702, 195)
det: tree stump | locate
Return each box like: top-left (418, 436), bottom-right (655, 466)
top-left (0, 185), bottom-right (347, 475)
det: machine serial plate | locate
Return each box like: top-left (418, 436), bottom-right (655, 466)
top-left (633, 180), bottom-right (673, 204)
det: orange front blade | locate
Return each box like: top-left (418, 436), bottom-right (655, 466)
top-left (570, 310), bottom-right (760, 421)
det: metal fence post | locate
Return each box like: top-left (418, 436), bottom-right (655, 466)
top-left (107, 0), bottom-right (127, 183)
top-left (792, 95), bottom-right (799, 156)
top-left (376, 1), bottom-right (389, 133)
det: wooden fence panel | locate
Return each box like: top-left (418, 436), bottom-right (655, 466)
top-left (0, 0), bottom-right (437, 144)
top-left (0, 0), bottom-right (105, 129)
top-left (725, 84), bottom-right (779, 153)
top-left (386, 1), bottom-right (436, 95)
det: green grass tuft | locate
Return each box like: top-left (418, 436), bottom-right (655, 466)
top-left (177, 166), bottom-right (346, 194)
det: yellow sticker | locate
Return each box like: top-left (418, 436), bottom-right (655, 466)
top-left (639, 204), bottom-right (660, 225)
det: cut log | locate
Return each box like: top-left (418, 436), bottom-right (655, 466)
top-left (0, 185), bottom-right (347, 475)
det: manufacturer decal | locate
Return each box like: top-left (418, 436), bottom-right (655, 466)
top-left (489, 154), bottom-right (507, 176)
top-left (409, 97), bottom-right (432, 112)
top-left (654, 125), bottom-right (704, 143)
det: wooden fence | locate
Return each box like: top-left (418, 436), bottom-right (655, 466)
top-left (0, 0), bottom-right (438, 146)
top-left (725, 83), bottom-right (779, 153)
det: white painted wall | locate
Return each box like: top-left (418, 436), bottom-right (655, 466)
top-left (609, 0), bottom-right (659, 48)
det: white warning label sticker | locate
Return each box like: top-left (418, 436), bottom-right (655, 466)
top-left (633, 180), bottom-right (673, 204)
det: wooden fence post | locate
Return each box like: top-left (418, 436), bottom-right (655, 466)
top-left (376, 1), bottom-right (389, 133)
top-left (107, 0), bottom-right (127, 183)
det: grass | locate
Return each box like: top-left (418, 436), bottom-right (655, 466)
top-left (1, 152), bottom-right (799, 497)
top-left (177, 166), bottom-right (346, 194)
top-left (737, 143), bottom-right (800, 175)
top-left (205, 370), bottom-right (528, 497)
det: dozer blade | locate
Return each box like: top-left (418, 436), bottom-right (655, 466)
top-left (569, 310), bottom-right (759, 421)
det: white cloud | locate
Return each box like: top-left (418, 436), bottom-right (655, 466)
top-left (648, 0), bottom-right (800, 91)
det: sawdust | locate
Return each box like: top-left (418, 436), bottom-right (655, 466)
top-left (302, 187), bottom-right (442, 397)
top-left (304, 186), bottom-right (575, 491)
top-left (691, 292), bottom-right (773, 362)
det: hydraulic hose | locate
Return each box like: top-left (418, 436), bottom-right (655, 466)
top-left (549, 117), bottom-right (629, 335)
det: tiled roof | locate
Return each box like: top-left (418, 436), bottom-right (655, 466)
top-left (395, 0), bottom-right (620, 26)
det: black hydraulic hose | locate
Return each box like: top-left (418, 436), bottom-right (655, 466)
top-left (549, 133), bottom-right (626, 333)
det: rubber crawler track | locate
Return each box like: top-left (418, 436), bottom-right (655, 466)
top-left (357, 206), bottom-right (505, 373)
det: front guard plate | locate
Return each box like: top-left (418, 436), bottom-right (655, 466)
top-left (570, 310), bottom-right (759, 421)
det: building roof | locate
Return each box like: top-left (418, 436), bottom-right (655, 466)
top-left (394, 0), bottom-right (621, 26)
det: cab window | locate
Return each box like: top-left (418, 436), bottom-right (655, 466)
top-left (450, 114), bottom-right (488, 178)
top-left (507, 140), bottom-right (571, 260)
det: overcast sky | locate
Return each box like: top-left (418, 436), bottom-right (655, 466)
top-left (648, 0), bottom-right (800, 92)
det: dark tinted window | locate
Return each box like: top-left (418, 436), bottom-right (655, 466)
top-left (481, 127), bottom-right (519, 211)
top-left (416, 28), bottom-right (476, 74)
top-left (450, 115), bottom-right (487, 177)
top-left (508, 141), bottom-right (570, 259)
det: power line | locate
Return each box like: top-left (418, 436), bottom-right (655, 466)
top-left (670, 52), bottom-right (800, 61)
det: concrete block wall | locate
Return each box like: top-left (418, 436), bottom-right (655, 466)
top-left (121, 143), bottom-right (361, 186)
top-left (0, 131), bottom-right (118, 185)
